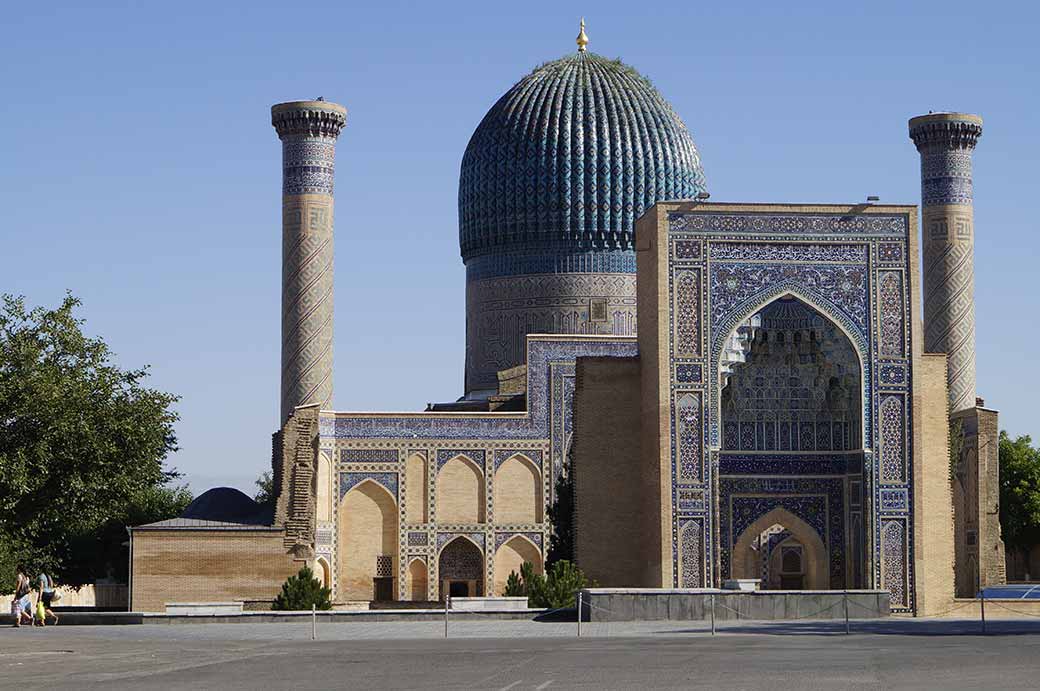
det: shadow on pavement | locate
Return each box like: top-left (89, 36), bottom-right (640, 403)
top-left (655, 619), bottom-right (1040, 637)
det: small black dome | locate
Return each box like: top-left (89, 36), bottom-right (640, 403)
top-left (181, 487), bottom-right (268, 524)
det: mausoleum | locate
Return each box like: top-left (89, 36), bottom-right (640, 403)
top-left (129, 25), bottom-right (1004, 615)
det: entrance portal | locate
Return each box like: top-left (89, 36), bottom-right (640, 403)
top-left (438, 537), bottom-right (484, 600)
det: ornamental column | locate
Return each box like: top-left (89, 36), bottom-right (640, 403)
top-left (272, 100), bottom-right (347, 423)
top-left (908, 113), bottom-right (982, 413)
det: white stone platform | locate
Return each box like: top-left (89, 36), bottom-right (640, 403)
top-left (450, 597), bottom-right (529, 611)
top-left (165, 602), bottom-right (244, 615)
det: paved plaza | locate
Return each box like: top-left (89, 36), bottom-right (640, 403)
top-left (3, 618), bottom-right (1040, 689)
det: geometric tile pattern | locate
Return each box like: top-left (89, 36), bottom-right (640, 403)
top-left (910, 114), bottom-right (981, 413)
top-left (339, 472), bottom-right (398, 500)
top-left (272, 101), bottom-right (346, 423)
top-left (465, 272), bottom-right (637, 392)
top-left (679, 520), bottom-right (702, 588)
top-left (458, 51), bottom-right (706, 261)
top-left (666, 208), bottom-right (914, 609)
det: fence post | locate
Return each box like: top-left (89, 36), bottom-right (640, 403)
top-left (980, 588), bottom-right (986, 635)
top-left (444, 593), bottom-right (450, 638)
top-left (577, 591), bottom-right (582, 638)
top-left (844, 590), bottom-right (850, 635)
top-left (311, 604), bottom-right (316, 641)
top-left (710, 593), bottom-right (716, 636)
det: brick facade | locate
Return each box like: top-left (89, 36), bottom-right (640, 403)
top-left (130, 529), bottom-right (299, 612)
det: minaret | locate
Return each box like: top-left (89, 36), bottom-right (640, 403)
top-left (272, 100), bottom-right (347, 423)
top-left (909, 112), bottom-right (982, 413)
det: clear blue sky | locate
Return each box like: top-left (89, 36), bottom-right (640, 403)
top-left (3, 1), bottom-right (1037, 496)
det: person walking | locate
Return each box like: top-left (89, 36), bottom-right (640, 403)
top-left (36, 571), bottom-right (59, 626)
top-left (12, 566), bottom-right (34, 627)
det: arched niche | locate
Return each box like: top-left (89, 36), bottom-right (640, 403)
top-left (436, 456), bottom-right (485, 524)
top-left (337, 480), bottom-right (398, 602)
top-left (438, 536), bottom-right (484, 599)
top-left (494, 455), bottom-right (542, 524)
top-left (712, 288), bottom-right (870, 450)
top-left (731, 507), bottom-right (828, 590)
top-left (719, 296), bottom-right (863, 453)
top-left (406, 558), bottom-right (428, 602)
top-left (315, 451), bottom-right (332, 522)
top-left (313, 557), bottom-right (331, 588)
top-left (405, 453), bottom-right (428, 524)
top-left (493, 535), bottom-right (542, 596)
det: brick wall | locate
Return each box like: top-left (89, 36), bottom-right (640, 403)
top-left (130, 530), bottom-right (300, 612)
top-left (911, 353), bottom-right (955, 615)
top-left (572, 355), bottom-right (651, 586)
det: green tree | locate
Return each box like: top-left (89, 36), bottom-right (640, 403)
top-left (999, 431), bottom-right (1040, 551)
top-left (547, 472), bottom-right (574, 566)
top-left (505, 560), bottom-right (591, 609)
top-left (0, 293), bottom-right (182, 587)
top-left (254, 470), bottom-right (275, 506)
top-left (272, 565), bottom-right (332, 611)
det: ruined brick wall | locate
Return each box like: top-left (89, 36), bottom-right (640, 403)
top-left (951, 406), bottom-right (1007, 596)
top-left (572, 355), bottom-right (651, 586)
top-left (274, 405), bottom-right (320, 557)
top-left (130, 530), bottom-right (299, 612)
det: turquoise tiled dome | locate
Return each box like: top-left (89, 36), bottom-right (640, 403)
top-left (458, 51), bottom-right (707, 262)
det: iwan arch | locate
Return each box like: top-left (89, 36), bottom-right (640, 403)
top-left (128, 27), bottom-right (1003, 615)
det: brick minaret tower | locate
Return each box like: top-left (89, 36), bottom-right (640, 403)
top-left (908, 112), bottom-right (982, 413)
top-left (272, 100), bottom-right (347, 423)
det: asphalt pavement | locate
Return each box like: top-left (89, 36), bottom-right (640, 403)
top-left (3, 618), bottom-right (1040, 689)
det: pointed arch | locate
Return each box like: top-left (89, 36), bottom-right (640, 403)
top-left (337, 480), bottom-right (399, 602)
top-left (406, 558), bottom-right (428, 602)
top-left (315, 451), bottom-right (332, 522)
top-left (437, 536), bottom-right (484, 600)
top-left (494, 454), bottom-right (543, 524)
top-left (493, 534), bottom-right (543, 595)
top-left (713, 289), bottom-right (869, 450)
top-left (731, 507), bottom-right (828, 589)
top-left (436, 455), bottom-right (485, 523)
top-left (313, 556), bottom-right (331, 588)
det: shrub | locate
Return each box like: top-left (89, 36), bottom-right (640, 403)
top-left (272, 566), bottom-right (332, 611)
top-left (505, 560), bottom-right (590, 609)
top-left (503, 570), bottom-right (525, 597)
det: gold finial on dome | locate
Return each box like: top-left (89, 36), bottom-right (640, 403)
top-left (576, 17), bottom-right (589, 52)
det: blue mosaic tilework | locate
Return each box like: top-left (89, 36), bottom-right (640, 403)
top-left (675, 363), bottom-right (702, 383)
top-left (341, 449), bottom-right (398, 464)
top-left (880, 488), bottom-right (909, 512)
top-left (719, 453), bottom-right (861, 475)
top-left (339, 472), bottom-right (398, 500)
top-left (669, 212), bottom-right (907, 236)
top-left (879, 362), bottom-right (909, 386)
top-left (920, 150), bottom-right (973, 206)
top-left (437, 532), bottom-right (485, 552)
top-left (493, 450), bottom-right (543, 471)
top-left (327, 338), bottom-right (638, 440)
top-left (466, 250), bottom-right (636, 281)
top-left (673, 240), bottom-right (701, 260)
top-left (878, 243), bottom-right (904, 262)
top-left (281, 137), bottom-right (337, 196)
top-left (710, 264), bottom-right (869, 337)
top-left (719, 477), bottom-right (846, 589)
top-left (494, 532), bottom-right (543, 552)
top-left (436, 449), bottom-right (486, 471)
top-left (677, 487), bottom-right (705, 512)
top-left (709, 243), bottom-right (867, 263)
top-left (459, 51), bottom-right (706, 260)
top-left (407, 532), bottom-right (428, 546)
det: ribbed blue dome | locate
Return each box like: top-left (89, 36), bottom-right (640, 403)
top-left (459, 51), bottom-right (707, 261)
